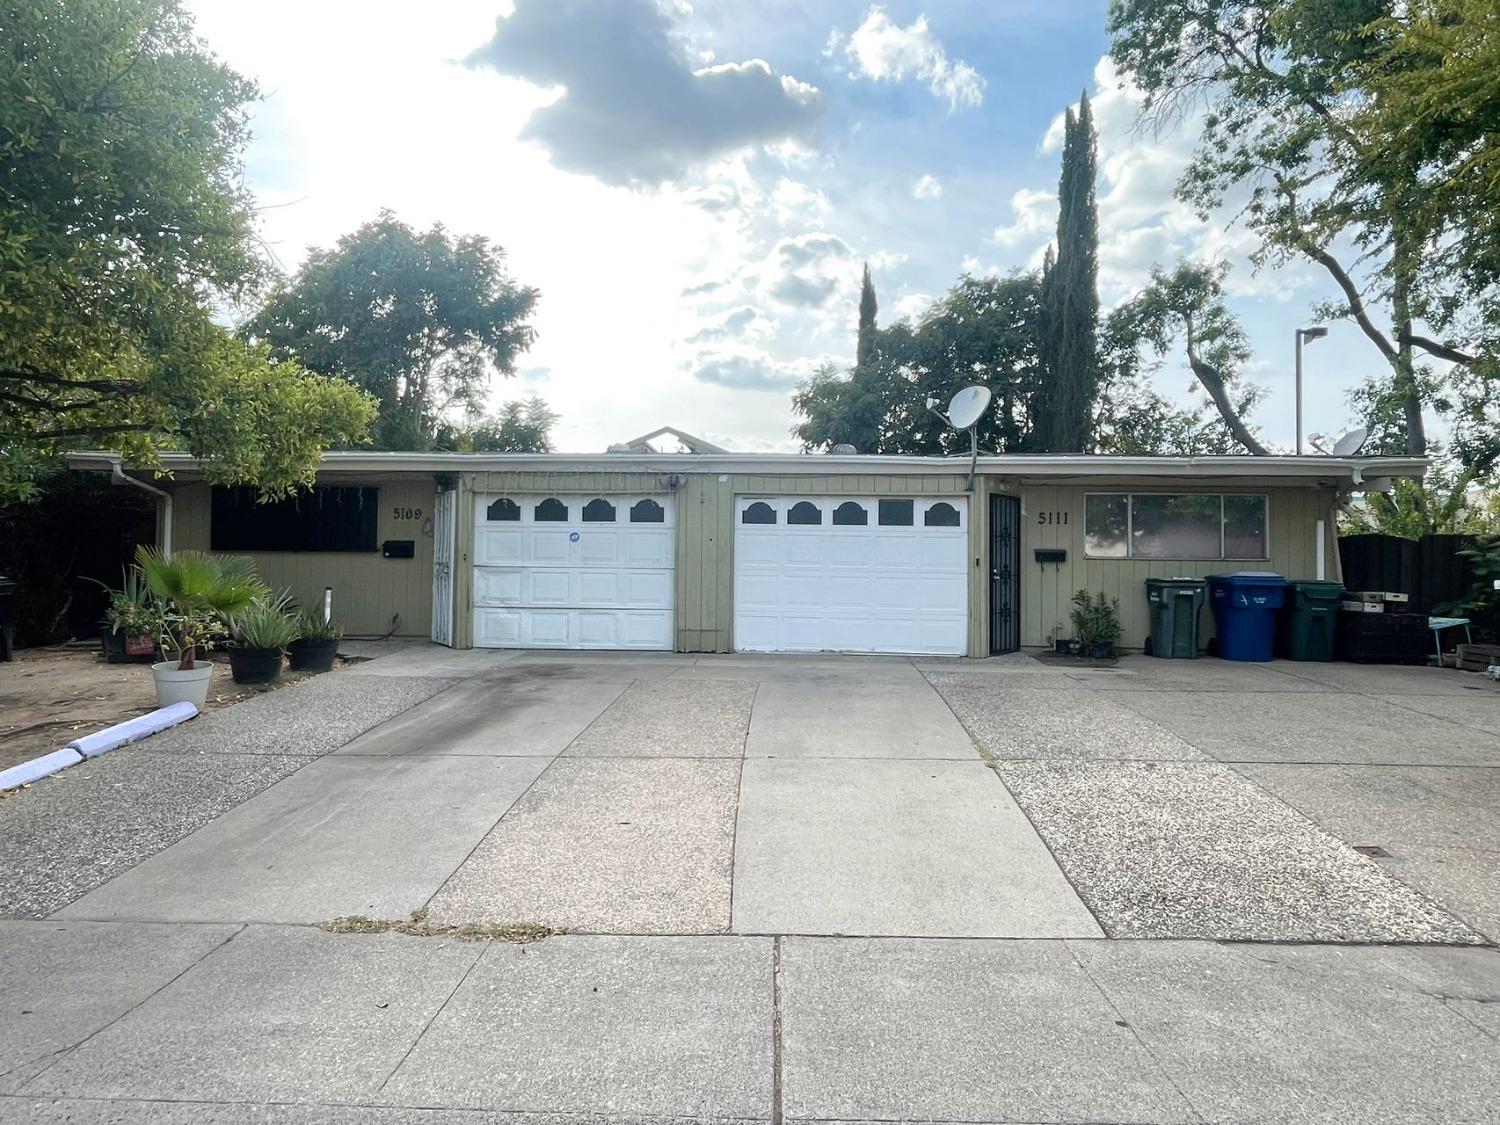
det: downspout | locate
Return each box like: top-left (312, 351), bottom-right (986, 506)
top-left (111, 464), bottom-right (173, 557)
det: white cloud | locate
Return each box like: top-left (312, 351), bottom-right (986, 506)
top-left (892, 291), bottom-right (934, 321)
top-left (466, 0), bottom-right (824, 185)
top-left (991, 187), bottom-right (1055, 252)
top-left (913, 173), bottom-right (942, 200)
top-left (842, 8), bottom-right (985, 111)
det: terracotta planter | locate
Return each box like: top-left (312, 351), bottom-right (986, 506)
top-left (151, 660), bottom-right (214, 709)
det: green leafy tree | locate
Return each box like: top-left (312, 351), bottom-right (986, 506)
top-left (1110, 263), bottom-right (1269, 455)
top-left (856, 263), bottom-right (879, 370)
top-left (246, 212), bottom-right (539, 450)
top-left (795, 274), bottom-right (1045, 454)
top-left (1037, 92), bottom-right (1100, 453)
top-left (0, 0), bottom-right (376, 501)
top-left (434, 397), bottom-right (559, 453)
top-left (1109, 0), bottom-right (1499, 498)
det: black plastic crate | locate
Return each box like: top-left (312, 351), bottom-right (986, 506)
top-left (1336, 610), bottom-right (1429, 665)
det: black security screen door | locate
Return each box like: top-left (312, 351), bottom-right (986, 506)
top-left (990, 494), bottom-right (1021, 654)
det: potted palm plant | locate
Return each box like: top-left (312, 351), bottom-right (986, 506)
top-left (137, 548), bottom-right (266, 708)
top-left (288, 610), bottom-right (342, 673)
top-left (227, 593), bottom-right (299, 684)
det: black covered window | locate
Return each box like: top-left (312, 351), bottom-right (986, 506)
top-left (630, 499), bottom-right (665, 523)
top-left (924, 502), bottom-right (960, 527)
top-left (878, 500), bottom-right (914, 526)
top-left (535, 498), bottom-right (568, 522)
top-left (486, 498), bottom-right (520, 521)
top-left (742, 502), bottom-right (776, 524)
top-left (211, 486), bottom-right (378, 552)
top-left (833, 501), bottom-right (868, 526)
top-left (787, 501), bottom-right (822, 525)
top-left (582, 498), bottom-right (616, 522)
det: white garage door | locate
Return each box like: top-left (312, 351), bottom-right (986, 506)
top-left (734, 496), bottom-right (968, 655)
top-left (472, 494), bottom-right (674, 649)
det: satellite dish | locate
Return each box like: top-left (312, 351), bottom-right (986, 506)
top-left (947, 385), bottom-right (993, 430)
top-left (1331, 427), bottom-right (1368, 457)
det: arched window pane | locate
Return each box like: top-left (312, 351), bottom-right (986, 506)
top-left (535, 498), bottom-right (568, 522)
top-left (630, 499), bottom-right (665, 523)
top-left (787, 501), bottom-right (822, 525)
top-left (832, 501), bottom-right (868, 526)
top-left (486, 498), bottom-right (520, 522)
top-left (582, 498), bottom-right (616, 522)
top-left (878, 500), bottom-right (913, 526)
top-left (741, 502), bottom-right (776, 525)
top-left (924, 502), bottom-right (960, 527)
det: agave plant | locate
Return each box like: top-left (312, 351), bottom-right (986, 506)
top-left (229, 592), bottom-right (302, 651)
top-left (295, 608), bottom-right (344, 642)
top-left (136, 548), bottom-right (268, 669)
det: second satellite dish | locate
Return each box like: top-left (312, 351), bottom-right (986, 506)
top-left (947, 386), bottom-right (993, 430)
top-left (1331, 427), bottom-right (1368, 457)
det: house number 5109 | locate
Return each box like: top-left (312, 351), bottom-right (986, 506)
top-left (1036, 511), bottom-right (1069, 525)
top-left (392, 506), bottom-right (424, 520)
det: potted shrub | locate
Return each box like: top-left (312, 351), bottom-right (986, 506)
top-left (227, 594), bottom-right (299, 684)
top-left (288, 610), bottom-right (342, 673)
top-left (95, 567), bottom-right (158, 664)
top-left (137, 548), bottom-right (266, 708)
top-left (1071, 590), bottom-right (1122, 660)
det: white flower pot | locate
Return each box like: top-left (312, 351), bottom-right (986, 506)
top-left (151, 660), bottom-right (215, 709)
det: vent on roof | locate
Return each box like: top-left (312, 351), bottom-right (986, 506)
top-left (829, 443), bottom-right (857, 455)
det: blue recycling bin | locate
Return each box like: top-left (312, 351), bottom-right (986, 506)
top-left (1207, 572), bottom-right (1289, 662)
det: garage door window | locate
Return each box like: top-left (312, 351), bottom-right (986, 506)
top-left (788, 501), bottom-right (822, 525)
top-left (742, 501), bottom-right (777, 524)
top-left (582, 498), bottom-right (616, 522)
top-left (535, 498), bottom-right (568, 522)
top-left (879, 500), bottom-right (914, 526)
top-left (924, 502), bottom-right (961, 527)
top-left (630, 499), bottom-right (665, 523)
top-left (486, 498), bottom-right (520, 521)
top-left (833, 501), bottom-right (868, 525)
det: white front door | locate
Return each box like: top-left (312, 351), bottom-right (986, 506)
top-left (733, 495), bottom-right (969, 655)
top-left (430, 488), bottom-right (456, 647)
top-left (472, 494), bottom-right (675, 650)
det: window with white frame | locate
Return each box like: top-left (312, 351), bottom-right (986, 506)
top-left (1084, 494), bottom-right (1268, 560)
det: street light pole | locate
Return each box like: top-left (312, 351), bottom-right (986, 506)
top-left (1295, 326), bottom-right (1328, 454)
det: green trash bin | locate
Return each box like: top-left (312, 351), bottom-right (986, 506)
top-left (1145, 578), bottom-right (1207, 659)
top-left (1285, 580), bottom-right (1344, 661)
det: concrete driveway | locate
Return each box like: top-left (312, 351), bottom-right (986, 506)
top-left (1, 647), bottom-right (1497, 1122)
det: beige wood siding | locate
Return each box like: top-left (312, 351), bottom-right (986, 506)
top-left (1014, 484), bottom-right (1340, 650)
top-left (170, 480), bottom-right (437, 638)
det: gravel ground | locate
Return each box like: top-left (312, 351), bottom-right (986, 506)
top-left (0, 671), bottom-right (460, 918)
top-left (426, 757), bottom-right (740, 933)
top-left (996, 760), bottom-right (1482, 943)
top-left (564, 679), bottom-right (756, 758)
top-left (926, 672), bottom-right (1203, 761)
top-left (139, 674), bottom-right (459, 756)
top-left (0, 751), bottom-right (306, 918)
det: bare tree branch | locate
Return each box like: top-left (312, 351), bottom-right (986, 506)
top-left (1399, 331), bottom-right (1475, 366)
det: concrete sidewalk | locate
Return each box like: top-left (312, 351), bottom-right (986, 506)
top-left (2, 647), bottom-right (1498, 1120)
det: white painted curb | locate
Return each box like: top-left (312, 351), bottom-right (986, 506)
top-left (0, 702), bottom-right (199, 791)
top-left (0, 748), bottom-right (84, 791)
top-left (66, 701), bottom-right (199, 759)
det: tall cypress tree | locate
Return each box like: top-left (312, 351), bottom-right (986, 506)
top-left (1040, 92), bottom-right (1100, 452)
top-left (856, 262), bottom-right (878, 369)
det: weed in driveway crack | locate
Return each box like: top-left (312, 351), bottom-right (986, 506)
top-left (315, 914), bottom-right (565, 943)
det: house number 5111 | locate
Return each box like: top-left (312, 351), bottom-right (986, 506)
top-left (1037, 511), bottom-right (1069, 525)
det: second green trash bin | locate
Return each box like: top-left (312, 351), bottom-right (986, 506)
top-left (1285, 580), bottom-right (1344, 661)
top-left (1145, 577), bottom-right (1207, 658)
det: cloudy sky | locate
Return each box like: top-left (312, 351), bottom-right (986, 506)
top-left (189, 0), bottom-right (1379, 454)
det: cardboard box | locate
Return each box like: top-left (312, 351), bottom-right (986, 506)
top-left (1348, 591), bottom-right (1409, 604)
top-left (1341, 600), bottom-right (1386, 614)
